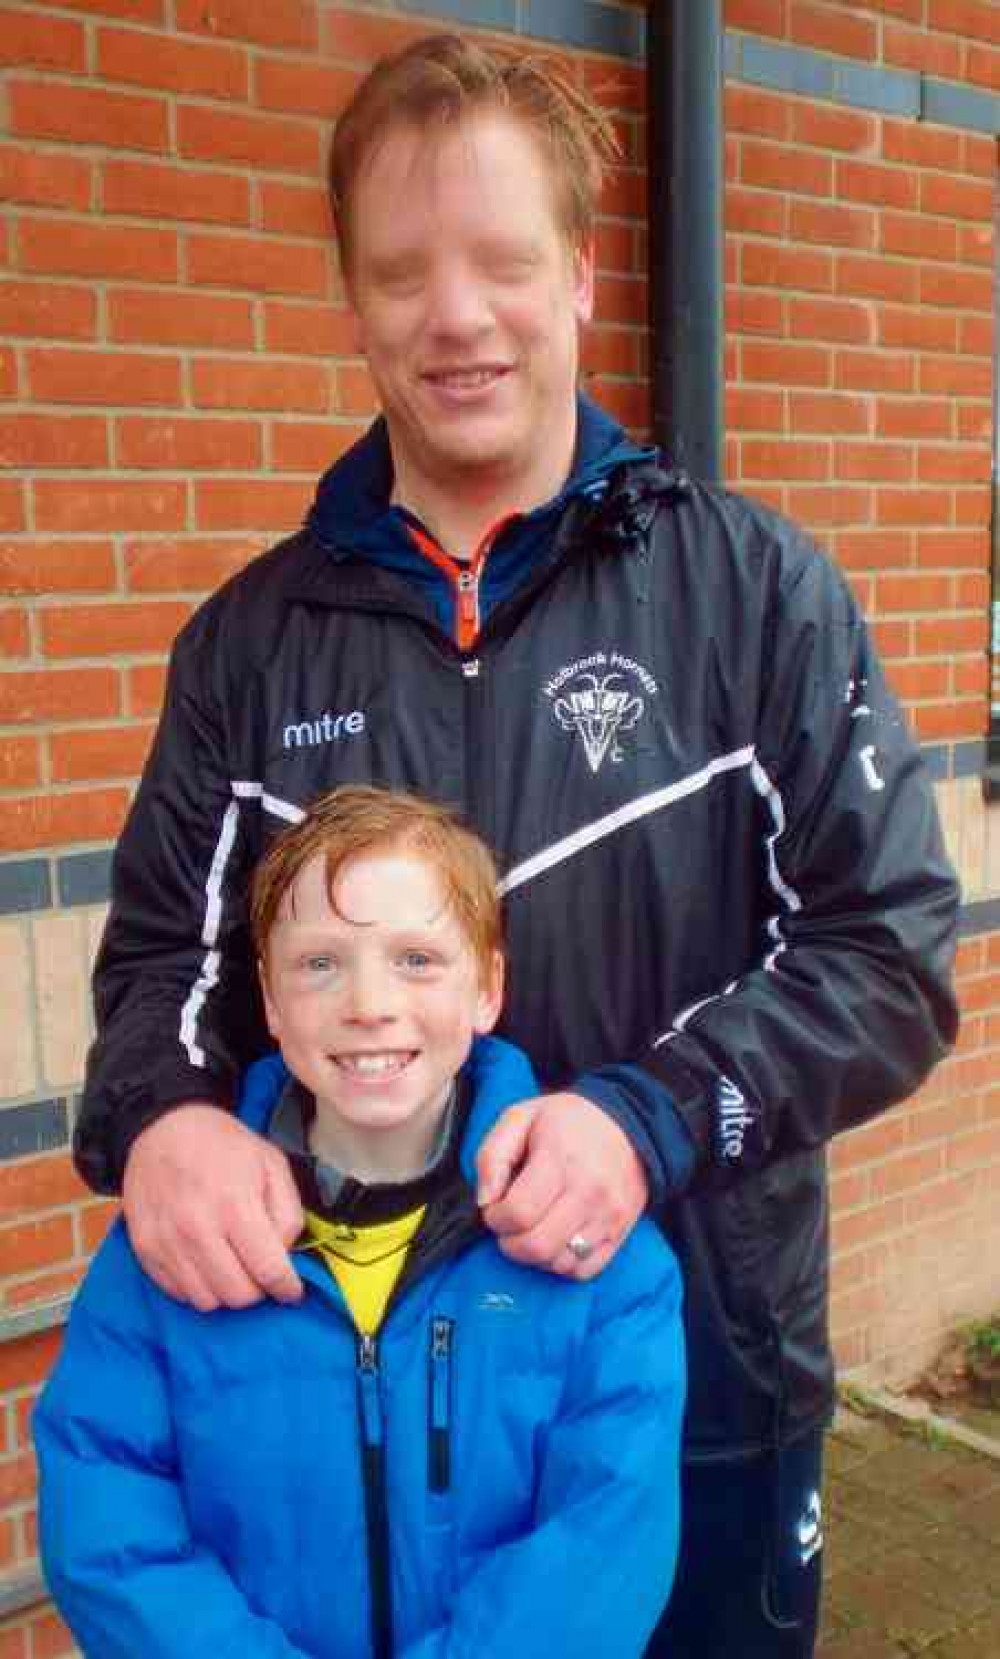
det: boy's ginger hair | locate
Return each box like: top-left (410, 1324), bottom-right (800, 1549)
top-left (251, 785), bottom-right (503, 983)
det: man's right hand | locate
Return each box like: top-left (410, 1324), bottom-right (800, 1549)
top-left (122, 1105), bottom-right (304, 1311)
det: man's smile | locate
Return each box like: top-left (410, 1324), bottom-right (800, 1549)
top-left (421, 365), bottom-right (512, 392)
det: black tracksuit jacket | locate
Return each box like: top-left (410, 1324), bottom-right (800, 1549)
top-left (76, 415), bottom-right (959, 1463)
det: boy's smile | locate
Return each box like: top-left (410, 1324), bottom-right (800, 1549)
top-left (261, 847), bottom-right (502, 1183)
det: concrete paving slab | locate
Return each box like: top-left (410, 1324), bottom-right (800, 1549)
top-left (818, 1405), bottom-right (1000, 1656)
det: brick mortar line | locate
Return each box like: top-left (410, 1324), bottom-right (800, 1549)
top-left (830, 1199), bottom-right (1000, 1256)
top-left (4, 76), bottom-right (341, 120)
top-left (10, 196), bottom-right (339, 228)
top-left (732, 227), bottom-right (997, 249)
top-left (0, 775), bottom-right (139, 794)
top-left (733, 255), bottom-right (996, 272)
top-left (0, 1079), bottom-right (74, 1107)
top-left (0, 324), bottom-right (346, 347)
top-left (0, 780), bottom-right (141, 797)
top-left (834, 1138), bottom-right (1000, 1173)
top-left (4, 383), bottom-right (957, 406)
top-left (733, 356), bottom-right (990, 367)
top-left (3, 461), bottom-right (327, 473)
top-left (0, 420), bottom-right (370, 433)
top-left (733, 158), bottom-right (997, 188)
top-left (734, 138), bottom-right (987, 172)
top-left (18, 908), bottom-right (45, 1111)
top-left (4, 54), bottom-right (648, 126)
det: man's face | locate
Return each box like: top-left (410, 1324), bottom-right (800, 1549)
top-left (262, 849), bottom-right (502, 1179)
top-left (344, 109), bottom-right (594, 502)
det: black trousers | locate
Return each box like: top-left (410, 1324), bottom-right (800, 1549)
top-left (645, 1428), bottom-right (825, 1659)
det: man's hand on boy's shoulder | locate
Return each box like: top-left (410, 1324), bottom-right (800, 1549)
top-left (123, 1105), bottom-right (304, 1311)
top-left (476, 1093), bottom-right (648, 1280)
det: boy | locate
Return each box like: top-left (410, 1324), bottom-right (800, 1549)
top-left (36, 786), bottom-right (686, 1659)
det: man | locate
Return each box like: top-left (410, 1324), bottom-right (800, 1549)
top-left (76, 33), bottom-right (959, 1659)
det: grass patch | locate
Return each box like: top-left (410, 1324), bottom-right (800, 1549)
top-left (965, 1313), bottom-right (1000, 1364)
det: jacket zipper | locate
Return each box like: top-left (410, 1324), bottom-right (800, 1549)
top-left (456, 567), bottom-right (479, 644)
top-left (461, 647), bottom-right (494, 843)
top-left (297, 1174), bottom-right (485, 1657)
top-left (393, 504), bottom-right (613, 846)
top-left (406, 520), bottom-right (514, 653)
top-left (406, 524), bottom-right (484, 651)
top-left (427, 1317), bottom-right (454, 1493)
top-left (356, 1331), bottom-right (393, 1659)
top-left (340, 1215), bottom-right (479, 1656)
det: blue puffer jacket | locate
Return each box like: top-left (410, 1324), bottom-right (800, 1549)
top-left (35, 1036), bottom-right (686, 1659)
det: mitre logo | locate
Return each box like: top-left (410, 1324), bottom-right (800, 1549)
top-left (281, 708), bottom-right (366, 750)
top-left (543, 651), bottom-right (657, 775)
top-left (714, 1074), bottom-right (763, 1167)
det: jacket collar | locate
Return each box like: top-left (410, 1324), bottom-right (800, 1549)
top-left (268, 1075), bottom-right (465, 1224)
top-left (238, 1034), bottom-right (539, 1201)
top-left (305, 393), bottom-right (656, 568)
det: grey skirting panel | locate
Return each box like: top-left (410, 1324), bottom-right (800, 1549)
top-left (959, 895), bottom-right (1000, 939)
top-left (342, 2), bottom-right (1000, 133)
top-left (0, 1568), bottom-right (48, 1622)
top-left (727, 30), bottom-right (1000, 133)
top-left (377, 0), bottom-right (645, 59)
top-left (0, 1099), bottom-right (70, 1163)
top-left (0, 744), bottom-right (985, 919)
top-left (0, 1294), bottom-right (74, 1346)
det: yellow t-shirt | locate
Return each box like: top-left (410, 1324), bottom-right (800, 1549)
top-left (303, 1206), bottom-right (426, 1335)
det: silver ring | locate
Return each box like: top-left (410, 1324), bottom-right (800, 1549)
top-left (567, 1233), bottom-right (594, 1262)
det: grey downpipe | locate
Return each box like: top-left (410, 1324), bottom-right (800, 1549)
top-left (648, 0), bottom-right (725, 482)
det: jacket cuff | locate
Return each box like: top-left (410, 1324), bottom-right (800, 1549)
top-left (74, 1071), bottom-right (235, 1196)
top-left (641, 1039), bottom-right (771, 1178)
top-left (571, 1064), bottom-right (697, 1204)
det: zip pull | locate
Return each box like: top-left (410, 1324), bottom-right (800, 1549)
top-left (357, 1331), bottom-right (383, 1449)
top-left (462, 658), bottom-right (481, 679)
top-left (355, 1330), bottom-right (393, 1659)
top-left (406, 516), bottom-right (512, 650)
top-left (428, 1317), bottom-right (454, 1493)
top-left (456, 568), bottom-right (479, 645)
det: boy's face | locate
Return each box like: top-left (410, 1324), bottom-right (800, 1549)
top-left (261, 847), bottom-right (502, 1178)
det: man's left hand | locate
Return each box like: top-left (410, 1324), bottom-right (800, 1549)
top-left (476, 1092), bottom-right (648, 1279)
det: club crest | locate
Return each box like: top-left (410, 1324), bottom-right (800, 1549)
top-left (543, 652), bottom-right (657, 775)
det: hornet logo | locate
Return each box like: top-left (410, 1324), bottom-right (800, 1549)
top-left (544, 652), bottom-right (657, 775)
top-left (555, 673), bottom-right (642, 774)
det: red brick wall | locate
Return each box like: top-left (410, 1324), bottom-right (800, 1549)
top-left (830, 943), bottom-right (1000, 1382)
top-left (716, 0), bottom-right (1000, 1381)
top-left (724, 75), bottom-right (992, 746)
top-left (0, 3), bottom-right (648, 862)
